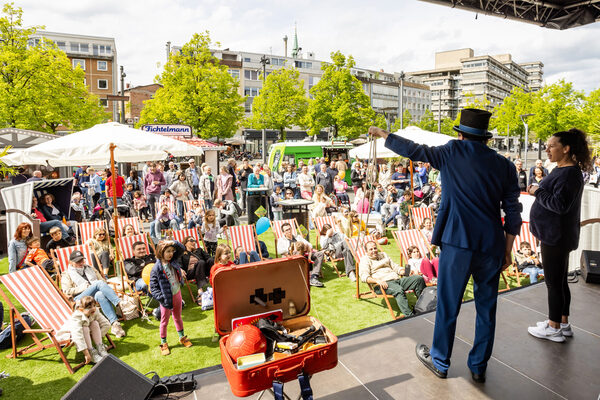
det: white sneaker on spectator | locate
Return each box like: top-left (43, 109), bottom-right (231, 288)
top-left (528, 320), bottom-right (565, 342)
top-left (96, 343), bottom-right (109, 357)
top-left (560, 323), bottom-right (573, 337)
top-left (348, 271), bottom-right (356, 282)
top-left (90, 348), bottom-right (103, 363)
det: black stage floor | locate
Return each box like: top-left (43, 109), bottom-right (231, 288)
top-left (176, 279), bottom-right (600, 400)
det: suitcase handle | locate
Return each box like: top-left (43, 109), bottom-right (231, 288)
top-left (271, 354), bottom-right (315, 378)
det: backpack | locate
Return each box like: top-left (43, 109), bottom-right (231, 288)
top-left (227, 200), bottom-right (242, 216)
top-left (414, 286), bottom-right (437, 314)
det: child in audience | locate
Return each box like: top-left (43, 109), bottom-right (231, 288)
top-left (406, 245), bottom-right (438, 285)
top-left (133, 191), bottom-right (151, 222)
top-left (420, 217), bottom-right (434, 243)
top-left (200, 209), bottom-right (222, 257)
top-left (270, 186), bottom-right (283, 221)
top-left (122, 183), bottom-right (135, 207)
top-left (187, 200), bottom-right (204, 229)
top-left (150, 241), bottom-right (192, 356)
top-left (56, 296), bottom-right (110, 364)
top-left (515, 241), bottom-right (544, 283)
top-left (233, 246), bottom-right (261, 265)
top-left (210, 243), bottom-right (234, 286)
top-left (24, 237), bottom-right (55, 273)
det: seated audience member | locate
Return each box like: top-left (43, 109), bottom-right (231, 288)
top-left (31, 197), bottom-right (72, 241)
top-left (420, 218), bottom-right (434, 243)
top-left (355, 190), bottom-right (371, 214)
top-left (133, 191), bottom-right (151, 222)
top-left (24, 237), bottom-right (56, 273)
top-left (385, 190), bottom-right (411, 229)
top-left (359, 241), bottom-right (426, 317)
top-left (46, 227), bottom-right (72, 253)
top-left (210, 244), bottom-right (235, 286)
top-left (276, 222), bottom-right (325, 287)
top-left (179, 236), bottom-right (213, 303)
top-left (61, 250), bottom-right (131, 338)
top-left (159, 189), bottom-right (175, 205)
top-left (515, 241), bottom-right (544, 284)
top-left (186, 200), bottom-right (204, 229)
top-left (372, 184), bottom-right (387, 213)
top-left (123, 241), bottom-right (155, 295)
top-left (150, 205), bottom-right (180, 243)
top-left (8, 223), bottom-right (33, 273)
top-left (70, 192), bottom-right (87, 222)
top-left (87, 228), bottom-right (114, 277)
top-left (214, 199), bottom-right (240, 226)
top-left (333, 175), bottom-right (349, 206)
top-left (234, 246), bottom-right (261, 265)
top-left (429, 186), bottom-right (442, 213)
top-left (121, 223), bottom-right (138, 238)
top-left (319, 224), bottom-right (355, 281)
top-left (345, 211), bottom-right (367, 237)
top-left (40, 193), bottom-right (76, 232)
top-left (311, 184), bottom-right (335, 219)
top-left (405, 245), bottom-right (438, 285)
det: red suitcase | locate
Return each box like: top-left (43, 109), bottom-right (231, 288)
top-left (214, 255), bottom-right (338, 397)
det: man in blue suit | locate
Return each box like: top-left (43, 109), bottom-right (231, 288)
top-left (369, 108), bottom-right (521, 383)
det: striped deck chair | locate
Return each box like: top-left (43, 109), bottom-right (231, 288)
top-left (345, 235), bottom-right (401, 320)
top-left (392, 229), bottom-right (434, 265)
top-left (227, 224), bottom-right (263, 260)
top-left (54, 244), bottom-right (96, 275)
top-left (511, 221), bottom-right (541, 286)
top-left (158, 199), bottom-right (176, 214)
top-left (116, 217), bottom-right (144, 236)
top-left (313, 216), bottom-right (344, 277)
top-left (272, 219), bottom-right (299, 258)
top-left (0, 266), bottom-right (115, 374)
top-left (184, 199), bottom-right (203, 224)
top-left (410, 207), bottom-right (434, 230)
top-left (77, 220), bottom-right (106, 245)
top-left (172, 227), bottom-right (204, 249)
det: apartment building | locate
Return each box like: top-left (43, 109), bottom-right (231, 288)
top-left (30, 31), bottom-right (119, 121)
top-left (408, 49), bottom-right (542, 121)
top-left (123, 83), bottom-right (162, 124)
top-left (518, 61), bottom-right (544, 91)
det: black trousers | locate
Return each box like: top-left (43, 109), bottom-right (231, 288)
top-left (541, 243), bottom-right (571, 322)
top-left (187, 258), bottom-right (213, 289)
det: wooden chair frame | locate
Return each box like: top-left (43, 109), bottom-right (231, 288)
top-left (0, 266), bottom-right (116, 374)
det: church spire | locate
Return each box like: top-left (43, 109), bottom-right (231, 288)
top-left (292, 22), bottom-right (300, 59)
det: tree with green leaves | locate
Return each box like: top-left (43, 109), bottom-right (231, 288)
top-left (417, 109), bottom-right (436, 132)
top-left (391, 109), bottom-right (413, 131)
top-left (247, 68), bottom-right (308, 141)
top-left (306, 51), bottom-right (377, 139)
top-left (490, 87), bottom-right (535, 140)
top-left (579, 87), bottom-right (600, 145)
top-left (0, 3), bottom-right (107, 132)
top-left (138, 32), bottom-right (245, 139)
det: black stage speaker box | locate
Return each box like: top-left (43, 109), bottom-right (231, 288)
top-left (62, 354), bottom-right (155, 400)
top-left (581, 250), bottom-right (600, 284)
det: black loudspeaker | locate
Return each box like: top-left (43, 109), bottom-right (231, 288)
top-left (62, 354), bottom-right (155, 400)
top-left (581, 250), bottom-right (600, 284)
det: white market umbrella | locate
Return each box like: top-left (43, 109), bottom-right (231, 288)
top-left (349, 126), bottom-right (454, 160)
top-left (1, 122), bottom-right (203, 167)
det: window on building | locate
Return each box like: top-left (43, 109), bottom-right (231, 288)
top-left (309, 76), bottom-right (320, 90)
top-left (244, 70), bottom-right (260, 80)
top-left (92, 44), bottom-right (112, 56)
top-left (295, 61), bottom-right (312, 69)
top-left (271, 58), bottom-right (286, 66)
top-left (70, 42), bottom-right (89, 53)
top-left (97, 60), bottom-right (108, 71)
top-left (99, 99), bottom-right (108, 108)
top-left (55, 41), bottom-right (66, 51)
top-left (27, 38), bottom-right (40, 47)
top-left (73, 59), bottom-right (86, 70)
top-left (228, 69), bottom-right (240, 80)
top-left (243, 57), bottom-right (251, 63)
top-left (98, 79), bottom-right (108, 90)
top-left (244, 87), bottom-right (260, 97)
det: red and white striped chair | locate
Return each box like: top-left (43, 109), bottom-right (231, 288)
top-left (272, 219), bottom-right (299, 257)
top-left (117, 217), bottom-right (144, 236)
top-left (77, 220), bottom-right (106, 245)
top-left (313, 216), bottom-right (345, 277)
top-left (117, 233), bottom-right (150, 260)
top-left (392, 229), bottom-right (433, 265)
top-left (345, 235), bottom-right (400, 320)
top-left (158, 199), bottom-right (176, 214)
top-left (410, 207), bottom-right (434, 230)
top-left (172, 227), bottom-right (204, 249)
top-left (511, 221), bottom-right (541, 286)
top-left (54, 244), bottom-right (96, 274)
top-left (227, 224), bottom-right (263, 260)
top-left (0, 266), bottom-right (115, 373)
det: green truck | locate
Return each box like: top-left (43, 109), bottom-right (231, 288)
top-left (267, 141), bottom-right (355, 184)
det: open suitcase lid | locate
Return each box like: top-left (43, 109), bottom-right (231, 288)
top-left (213, 255), bottom-right (311, 336)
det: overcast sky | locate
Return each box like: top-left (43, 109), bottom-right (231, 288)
top-left (17, 0), bottom-right (600, 93)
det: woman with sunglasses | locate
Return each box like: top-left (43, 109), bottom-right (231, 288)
top-left (87, 228), bottom-right (114, 277)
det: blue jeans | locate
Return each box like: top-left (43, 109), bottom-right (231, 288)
top-left (150, 219), bottom-right (179, 242)
top-left (430, 243), bottom-right (502, 376)
top-left (522, 267), bottom-right (543, 283)
top-left (204, 199), bottom-right (213, 209)
top-left (238, 251), bottom-right (260, 264)
top-left (135, 278), bottom-right (149, 294)
top-left (40, 220), bottom-right (70, 239)
top-left (75, 281), bottom-right (120, 324)
top-left (176, 200), bottom-right (185, 221)
top-left (373, 198), bottom-right (385, 213)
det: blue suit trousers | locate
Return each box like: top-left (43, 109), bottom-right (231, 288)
top-left (430, 243), bottom-right (502, 375)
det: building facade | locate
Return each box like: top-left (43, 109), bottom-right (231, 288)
top-left (518, 61), bottom-right (544, 92)
top-left (123, 83), bottom-right (162, 124)
top-left (30, 31), bottom-right (119, 121)
top-left (408, 49), bottom-right (543, 121)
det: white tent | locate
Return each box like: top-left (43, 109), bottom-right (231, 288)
top-left (1, 122), bottom-right (203, 167)
top-left (349, 126), bottom-right (455, 159)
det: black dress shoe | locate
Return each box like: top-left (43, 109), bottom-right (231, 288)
top-left (415, 344), bottom-right (447, 379)
top-left (471, 371), bottom-right (486, 383)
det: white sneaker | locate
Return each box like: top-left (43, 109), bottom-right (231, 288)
top-left (528, 320), bottom-right (565, 342)
top-left (96, 343), bottom-right (109, 357)
top-left (90, 348), bottom-right (103, 363)
top-left (348, 271), bottom-right (356, 282)
top-left (560, 323), bottom-right (573, 337)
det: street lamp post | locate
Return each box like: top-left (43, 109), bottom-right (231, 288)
top-left (120, 66), bottom-right (126, 124)
top-left (520, 113), bottom-right (534, 170)
top-left (259, 55), bottom-right (270, 162)
top-left (398, 71), bottom-right (405, 130)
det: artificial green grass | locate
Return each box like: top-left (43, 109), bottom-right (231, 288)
top-left (0, 230), bottom-right (527, 399)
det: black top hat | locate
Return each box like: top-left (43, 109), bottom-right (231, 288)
top-left (69, 250), bottom-right (85, 262)
top-left (453, 108), bottom-right (493, 139)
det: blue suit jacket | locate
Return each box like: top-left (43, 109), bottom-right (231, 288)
top-left (385, 135), bottom-right (522, 258)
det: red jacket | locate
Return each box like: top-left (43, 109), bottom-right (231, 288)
top-left (106, 175), bottom-right (125, 197)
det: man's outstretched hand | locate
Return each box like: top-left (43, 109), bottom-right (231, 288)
top-left (368, 126), bottom-right (390, 139)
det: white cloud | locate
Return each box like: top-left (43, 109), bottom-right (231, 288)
top-left (14, 0), bottom-right (600, 93)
